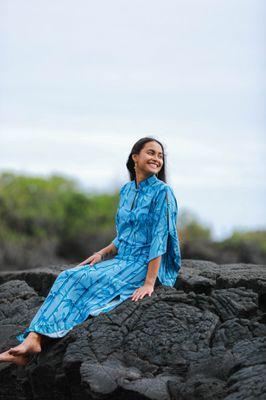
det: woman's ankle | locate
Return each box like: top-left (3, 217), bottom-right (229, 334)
top-left (28, 332), bottom-right (41, 340)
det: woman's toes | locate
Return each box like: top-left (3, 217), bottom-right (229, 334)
top-left (8, 347), bottom-right (22, 355)
top-left (9, 343), bottom-right (41, 356)
top-left (0, 350), bottom-right (28, 365)
top-left (8, 344), bottom-right (28, 356)
top-left (8, 347), bottom-right (15, 354)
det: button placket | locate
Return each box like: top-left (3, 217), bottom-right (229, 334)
top-left (130, 188), bottom-right (139, 211)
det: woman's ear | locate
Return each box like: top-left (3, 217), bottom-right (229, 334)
top-left (132, 154), bottom-right (139, 164)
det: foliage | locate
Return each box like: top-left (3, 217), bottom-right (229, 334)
top-left (0, 171), bottom-right (119, 267)
top-left (0, 171), bottom-right (265, 268)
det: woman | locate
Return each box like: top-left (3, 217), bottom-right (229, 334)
top-left (0, 137), bottom-right (181, 366)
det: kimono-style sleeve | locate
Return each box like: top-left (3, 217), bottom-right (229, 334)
top-left (147, 185), bottom-right (181, 287)
top-left (112, 234), bottom-right (120, 250)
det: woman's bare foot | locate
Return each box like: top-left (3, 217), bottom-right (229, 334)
top-left (0, 350), bottom-right (29, 366)
top-left (8, 332), bottom-right (42, 356)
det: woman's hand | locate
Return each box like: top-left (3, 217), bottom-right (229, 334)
top-left (77, 252), bottom-right (102, 267)
top-left (131, 283), bottom-right (154, 302)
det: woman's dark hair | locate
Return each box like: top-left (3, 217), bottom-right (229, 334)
top-left (126, 137), bottom-right (167, 183)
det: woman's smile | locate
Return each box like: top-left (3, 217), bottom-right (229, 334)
top-left (147, 162), bottom-right (160, 169)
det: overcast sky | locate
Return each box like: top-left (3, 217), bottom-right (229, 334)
top-left (0, 0), bottom-right (265, 240)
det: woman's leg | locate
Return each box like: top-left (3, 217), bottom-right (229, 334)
top-left (1, 267), bottom-right (77, 361)
top-left (0, 332), bottom-right (42, 364)
top-left (0, 268), bottom-right (84, 365)
top-left (14, 266), bottom-right (91, 344)
top-left (1, 260), bottom-right (121, 363)
top-left (12, 263), bottom-right (107, 347)
top-left (8, 331), bottom-right (43, 356)
top-left (0, 350), bottom-right (29, 365)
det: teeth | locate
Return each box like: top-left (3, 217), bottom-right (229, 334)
top-left (148, 163), bottom-right (158, 167)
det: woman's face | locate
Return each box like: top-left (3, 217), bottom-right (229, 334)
top-left (133, 141), bottom-right (164, 176)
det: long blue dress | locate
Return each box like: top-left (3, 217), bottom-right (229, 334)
top-left (16, 173), bottom-right (181, 342)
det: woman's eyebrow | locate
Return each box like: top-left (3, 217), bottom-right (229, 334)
top-left (147, 148), bottom-right (163, 155)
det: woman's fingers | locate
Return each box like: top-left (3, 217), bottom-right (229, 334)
top-left (78, 253), bottom-right (102, 268)
top-left (77, 256), bottom-right (94, 267)
top-left (88, 254), bottom-right (102, 266)
top-left (131, 288), bottom-right (152, 302)
top-left (89, 256), bottom-right (98, 266)
top-left (77, 261), bottom-right (86, 266)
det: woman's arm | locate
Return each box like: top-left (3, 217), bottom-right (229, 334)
top-left (78, 241), bottom-right (118, 266)
top-left (131, 255), bottom-right (161, 301)
top-left (131, 186), bottom-right (169, 301)
top-left (144, 255), bottom-right (161, 287)
top-left (96, 241), bottom-right (118, 260)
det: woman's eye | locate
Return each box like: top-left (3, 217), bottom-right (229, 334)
top-left (147, 151), bottom-right (163, 159)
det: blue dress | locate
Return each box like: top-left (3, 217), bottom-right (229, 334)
top-left (16, 173), bottom-right (181, 342)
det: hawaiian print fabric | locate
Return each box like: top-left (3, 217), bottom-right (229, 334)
top-left (16, 173), bottom-right (181, 342)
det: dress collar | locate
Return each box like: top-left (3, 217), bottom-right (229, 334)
top-left (134, 173), bottom-right (158, 189)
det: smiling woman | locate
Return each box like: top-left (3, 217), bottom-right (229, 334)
top-left (0, 136), bottom-right (181, 366)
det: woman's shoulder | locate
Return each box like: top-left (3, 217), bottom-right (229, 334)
top-left (153, 180), bottom-right (178, 208)
top-left (119, 178), bottom-right (176, 197)
top-left (154, 180), bottom-right (175, 195)
top-left (119, 181), bottom-right (132, 195)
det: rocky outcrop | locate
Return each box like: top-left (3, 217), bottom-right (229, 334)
top-left (0, 260), bottom-right (265, 400)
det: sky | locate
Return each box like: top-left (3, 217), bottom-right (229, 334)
top-left (0, 0), bottom-right (265, 241)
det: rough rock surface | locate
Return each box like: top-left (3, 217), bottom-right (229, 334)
top-left (0, 260), bottom-right (265, 400)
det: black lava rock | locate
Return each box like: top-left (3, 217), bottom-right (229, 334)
top-left (0, 260), bottom-right (265, 400)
